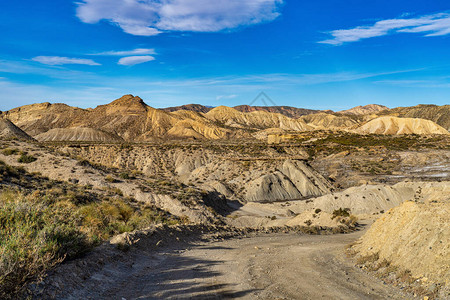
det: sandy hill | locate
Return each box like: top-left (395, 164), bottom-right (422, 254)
top-left (378, 104), bottom-right (450, 131)
top-left (35, 127), bottom-right (124, 142)
top-left (299, 112), bottom-right (359, 130)
top-left (350, 194), bottom-right (449, 296)
top-left (233, 105), bottom-right (319, 118)
top-left (355, 116), bottom-right (449, 135)
top-left (206, 106), bottom-right (313, 131)
top-left (0, 119), bottom-right (34, 141)
top-left (338, 104), bottom-right (388, 115)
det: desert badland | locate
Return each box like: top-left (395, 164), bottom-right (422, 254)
top-left (0, 96), bottom-right (448, 299)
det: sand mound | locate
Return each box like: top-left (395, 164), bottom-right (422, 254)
top-left (356, 116), bottom-right (449, 135)
top-left (35, 127), bottom-right (123, 142)
top-left (0, 119), bottom-right (34, 140)
top-left (350, 196), bottom-right (450, 294)
top-left (286, 209), bottom-right (350, 227)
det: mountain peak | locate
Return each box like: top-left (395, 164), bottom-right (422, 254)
top-left (109, 94), bottom-right (145, 106)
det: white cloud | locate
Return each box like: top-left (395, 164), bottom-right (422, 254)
top-left (32, 56), bottom-right (100, 66)
top-left (320, 12), bottom-right (450, 45)
top-left (76, 0), bottom-right (283, 36)
top-left (216, 94), bottom-right (237, 100)
top-left (118, 56), bottom-right (155, 66)
top-left (91, 48), bottom-right (156, 56)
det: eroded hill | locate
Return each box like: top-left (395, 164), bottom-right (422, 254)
top-left (2, 95), bottom-right (448, 143)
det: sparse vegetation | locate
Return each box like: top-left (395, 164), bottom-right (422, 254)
top-left (17, 153), bottom-right (37, 163)
top-left (0, 161), bottom-right (178, 298)
top-left (2, 148), bottom-right (18, 156)
top-left (331, 208), bottom-right (350, 219)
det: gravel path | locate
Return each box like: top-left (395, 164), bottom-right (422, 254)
top-left (55, 229), bottom-right (412, 300)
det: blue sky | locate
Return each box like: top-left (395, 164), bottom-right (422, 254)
top-left (1, 0), bottom-right (450, 111)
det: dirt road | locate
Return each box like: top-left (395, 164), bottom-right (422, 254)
top-left (53, 229), bottom-right (412, 300)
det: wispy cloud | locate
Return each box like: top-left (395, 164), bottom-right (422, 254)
top-left (90, 48), bottom-right (156, 56)
top-left (32, 56), bottom-right (101, 66)
top-left (216, 94), bottom-right (237, 100)
top-left (76, 0), bottom-right (283, 36)
top-left (375, 78), bottom-right (450, 88)
top-left (117, 56), bottom-right (155, 66)
top-left (320, 12), bottom-right (450, 45)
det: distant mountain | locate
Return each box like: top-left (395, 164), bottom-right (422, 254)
top-left (162, 104), bottom-right (320, 119)
top-left (377, 104), bottom-right (450, 131)
top-left (337, 104), bottom-right (388, 115)
top-left (162, 104), bottom-right (213, 114)
top-left (3, 95), bottom-right (230, 142)
top-left (233, 105), bottom-right (320, 118)
top-left (2, 95), bottom-right (447, 142)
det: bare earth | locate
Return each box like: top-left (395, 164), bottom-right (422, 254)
top-left (58, 229), bottom-right (413, 300)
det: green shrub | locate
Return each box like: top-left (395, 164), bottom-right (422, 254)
top-left (0, 160), bottom-right (181, 298)
top-left (331, 208), bottom-right (350, 219)
top-left (17, 154), bottom-right (37, 163)
top-left (0, 192), bottom-right (89, 298)
top-left (2, 148), bottom-right (18, 156)
top-left (119, 172), bottom-right (130, 180)
top-left (105, 175), bottom-right (116, 183)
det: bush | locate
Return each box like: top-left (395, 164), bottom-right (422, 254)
top-left (331, 208), bottom-right (350, 219)
top-left (17, 154), bottom-right (37, 163)
top-left (0, 192), bottom-right (89, 298)
top-left (2, 148), bottom-right (18, 156)
top-left (105, 175), bottom-right (116, 183)
top-left (119, 172), bottom-right (130, 180)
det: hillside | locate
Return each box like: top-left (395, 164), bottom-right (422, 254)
top-left (162, 104), bottom-right (213, 113)
top-left (162, 104), bottom-right (320, 118)
top-left (35, 127), bottom-right (124, 142)
top-left (205, 106), bottom-right (313, 131)
top-left (299, 112), bottom-right (359, 130)
top-left (0, 119), bottom-right (34, 141)
top-left (355, 116), bottom-right (449, 135)
top-left (350, 193), bottom-right (450, 297)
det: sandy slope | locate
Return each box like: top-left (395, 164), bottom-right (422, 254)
top-left (356, 116), bottom-right (449, 135)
